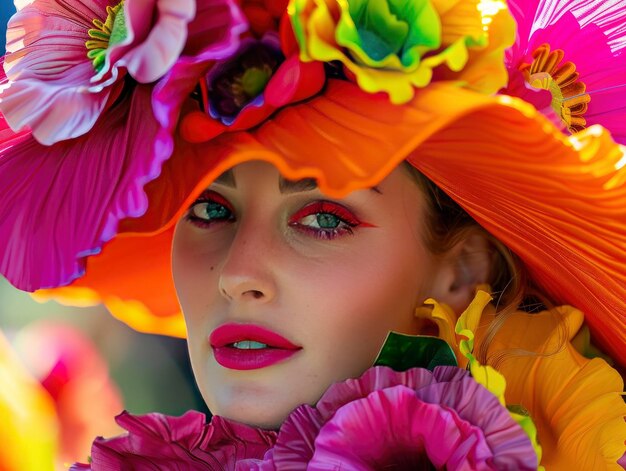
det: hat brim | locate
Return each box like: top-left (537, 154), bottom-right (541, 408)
top-left (35, 80), bottom-right (626, 367)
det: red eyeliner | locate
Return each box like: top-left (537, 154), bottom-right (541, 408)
top-left (196, 190), bottom-right (234, 211)
top-left (288, 201), bottom-right (375, 228)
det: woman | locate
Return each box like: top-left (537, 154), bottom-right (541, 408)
top-left (0, 0), bottom-right (624, 468)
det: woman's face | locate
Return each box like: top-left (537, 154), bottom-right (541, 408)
top-left (172, 161), bottom-right (447, 429)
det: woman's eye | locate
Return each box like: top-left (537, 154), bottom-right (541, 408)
top-left (185, 191), bottom-right (235, 228)
top-left (288, 202), bottom-right (363, 239)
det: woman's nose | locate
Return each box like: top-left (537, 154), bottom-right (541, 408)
top-left (218, 217), bottom-right (278, 304)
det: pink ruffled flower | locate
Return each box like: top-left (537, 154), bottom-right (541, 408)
top-left (243, 366), bottom-right (538, 470)
top-left (71, 410), bottom-right (277, 470)
top-left (0, 0), bottom-right (196, 145)
top-left (501, 0), bottom-right (626, 143)
top-left (0, 0), bottom-right (246, 292)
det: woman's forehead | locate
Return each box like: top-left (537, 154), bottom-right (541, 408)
top-left (214, 167), bottom-right (318, 194)
top-left (214, 165), bottom-right (382, 195)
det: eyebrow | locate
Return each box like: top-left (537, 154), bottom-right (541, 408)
top-left (214, 169), bottom-right (382, 194)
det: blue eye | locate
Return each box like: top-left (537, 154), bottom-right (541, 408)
top-left (185, 191), bottom-right (235, 228)
top-left (192, 201), bottom-right (232, 221)
top-left (288, 201), bottom-right (365, 240)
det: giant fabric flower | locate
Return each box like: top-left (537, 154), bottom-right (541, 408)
top-left (0, 0), bottom-right (196, 145)
top-left (421, 292), bottom-right (626, 470)
top-left (243, 366), bottom-right (537, 470)
top-left (0, 0), bottom-right (245, 293)
top-left (482, 307), bottom-right (626, 470)
top-left (71, 411), bottom-right (277, 470)
top-left (289, 0), bottom-right (516, 103)
top-left (158, 25), bottom-right (325, 145)
top-left (502, 0), bottom-right (626, 143)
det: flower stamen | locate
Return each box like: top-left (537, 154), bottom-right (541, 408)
top-left (85, 1), bottom-right (127, 72)
top-left (520, 43), bottom-right (590, 133)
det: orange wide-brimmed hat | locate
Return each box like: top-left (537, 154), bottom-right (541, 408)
top-left (1, 0), bottom-right (624, 369)
top-left (35, 80), bottom-right (626, 367)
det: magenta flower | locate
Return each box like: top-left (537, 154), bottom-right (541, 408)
top-left (243, 366), bottom-right (538, 470)
top-left (501, 0), bottom-right (626, 143)
top-left (0, 0), bottom-right (246, 292)
top-left (0, 0), bottom-right (197, 145)
top-left (71, 410), bottom-right (277, 470)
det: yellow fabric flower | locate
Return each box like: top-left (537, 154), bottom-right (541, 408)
top-left (289, 0), bottom-right (515, 103)
top-left (419, 292), bottom-right (626, 470)
top-left (481, 305), bottom-right (626, 470)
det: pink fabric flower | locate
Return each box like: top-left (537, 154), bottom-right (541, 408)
top-left (502, 0), bottom-right (626, 143)
top-left (0, 0), bottom-right (246, 292)
top-left (243, 366), bottom-right (538, 470)
top-left (71, 411), bottom-right (277, 470)
top-left (0, 0), bottom-right (196, 145)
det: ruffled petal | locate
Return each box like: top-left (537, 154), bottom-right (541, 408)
top-left (111, 0), bottom-right (196, 83)
top-left (504, 0), bottom-right (626, 143)
top-left (310, 386), bottom-right (498, 470)
top-left (261, 405), bottom-right (323, 467)
top-left (480, 307), bottom-right (626, 470)
top-left (33, 228), bottom-right (186, 338)
top-left (0, 0), bottom-right (115, 144)
top-left (81, 411), bottom-right (276, 469)
top-left (290, 0), bottom-right (513, 103)
top-left (315, 365), bottom-right (438, 420)
top-left (0, 85), bottom-right (164, 291)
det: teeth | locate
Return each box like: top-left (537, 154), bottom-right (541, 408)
top-left (232, 340), bottom-right (268, 350)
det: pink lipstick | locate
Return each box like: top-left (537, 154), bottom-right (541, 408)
top-left (209, 323), bottom-right (301, 370)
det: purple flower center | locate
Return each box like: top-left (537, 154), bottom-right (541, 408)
top-left (206, 39), bottom-right (284, 121)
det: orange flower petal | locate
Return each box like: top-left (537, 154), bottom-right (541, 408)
top-left (479, 307), bottom-right (626, 470)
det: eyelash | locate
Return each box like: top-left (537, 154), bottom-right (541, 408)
top-left (184, 191), bottom-right (235, 229)
top-left (287, 201), bottom-right (362, 239)
top-left (184, 193), bottom-right (364, 240)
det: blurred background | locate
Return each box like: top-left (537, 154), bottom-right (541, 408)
top-left (0, 3), bottom-right (208, 469)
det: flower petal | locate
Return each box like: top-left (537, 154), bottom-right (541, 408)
top-left (84, 412), bottom-right (276, 469)
top-left (504, 0), bottom-right (626, 143)
top-left (0, 0), bottom-right (116, 144)
top-left (481, 306), bottom-right (626, 469)
top-left (110, 0), bottom-right (196, 83)
top-left (0, 85), bottom-right (164, 291)
top-left (262, 405), bottom-right (323, 467)
top-left (310, 386), bottom-right (514, 470)
top-left (315, 365), bottom-right (438, 420)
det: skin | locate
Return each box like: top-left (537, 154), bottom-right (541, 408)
top-left (172, 160), bottom-right (458, 429)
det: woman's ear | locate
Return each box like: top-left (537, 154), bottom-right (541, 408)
top-left (429, 232), bottom-right (492, 314)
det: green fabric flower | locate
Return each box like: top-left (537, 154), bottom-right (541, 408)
top-left (290, 0), bottom-right (512, 103)
top-left (336, 0), bottom-right (440, 69)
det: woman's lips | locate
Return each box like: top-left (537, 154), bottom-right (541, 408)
top-left (209, 323), bottom-right (302, 370)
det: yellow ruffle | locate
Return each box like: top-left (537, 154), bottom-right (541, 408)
top-left (419, 292), bottom-right (626, 470)
top-left (289, 0), bottom-right (514, 103)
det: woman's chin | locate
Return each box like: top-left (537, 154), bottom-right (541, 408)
top-left (203, 384), bottom-right (313, 430)
top-left (209, 400), bottom-right (290, 430)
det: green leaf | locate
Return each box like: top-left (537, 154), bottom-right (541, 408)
top-left (374, 332), bottom-right (457, 371)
